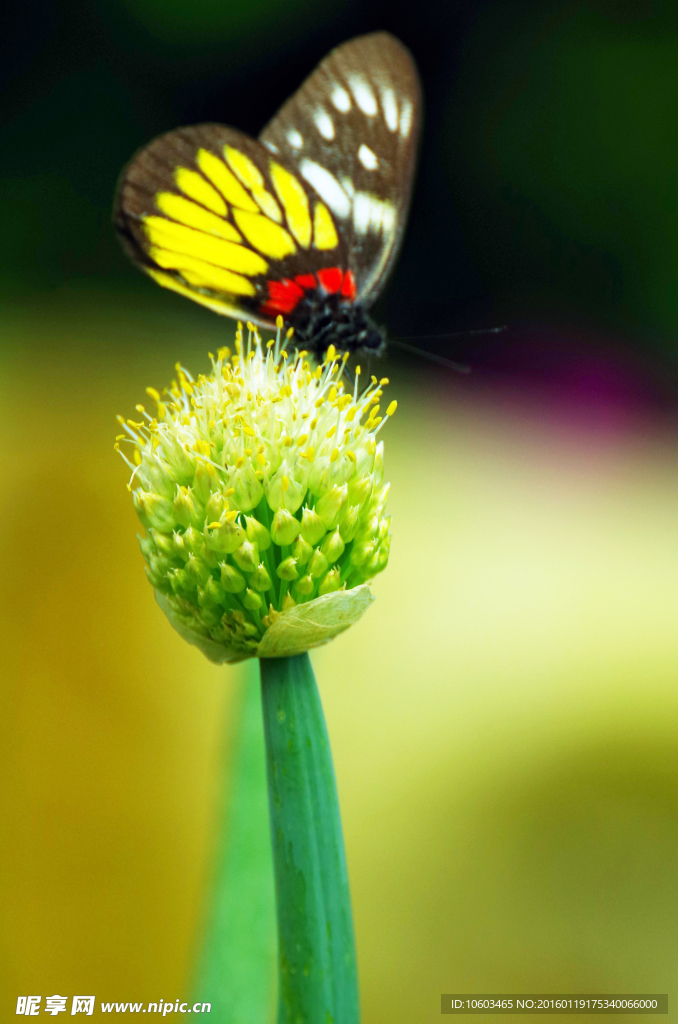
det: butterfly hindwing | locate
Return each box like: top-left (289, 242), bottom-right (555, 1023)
top-left (114, 123), bottom-right (350, 327)
top-left (259, 31), bottom-right (421, 307)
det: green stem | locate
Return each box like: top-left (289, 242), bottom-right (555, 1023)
top-left (259, 653), bottom-right (360, 1024)
top-left (192, 666), bottom-right (276, 1022)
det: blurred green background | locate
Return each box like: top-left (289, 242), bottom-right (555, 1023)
top-left (2, 0), bottom-right (678, 1019)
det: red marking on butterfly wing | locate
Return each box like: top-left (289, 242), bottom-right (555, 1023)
top-left (317, 267), bottom-right (343, 294)
top-left (294, 273), bottom-right (318, 290)
top-left (341, 269), bottom-right (357, 300)
top-left (260, 278), bottom-right (305, 317)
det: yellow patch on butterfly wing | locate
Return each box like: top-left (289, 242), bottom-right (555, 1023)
top-left (156, 192), bottom-right (242, 241)
top-left (197, 149), bottom-right (259, 213)
top-left (143, 217), bottom-right (268, 276)
top-left (312, 201), bottom-right (339, 250)
top-left (269, 162), bottom-right (312, 248)
top-left (224, 145), bottom-right (282, 223)
top-left (174, 167), bottom-right (227, 215)
top-left (148, 248), bottom-right (256, 295)
top-left (232, 209), bottom-right (297, 259)
top-left (147, 268), bottom-right (254, 316)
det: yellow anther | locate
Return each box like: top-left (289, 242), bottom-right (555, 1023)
top-left (244, 447), bottom-right (252, 456)
top-left (235, 457), bottom-right (245, 468)
top-left (326, 344), bottom-right (337, 361)
top-left (330, 448), bottom-right (339, 462)
top-left (282, 436), bottom-right (293, 446)
top-left (247, 321), bottom-right (255, 332)
top-left (225, 488), bottom-right (235, 496)
top-left (371, 375), bottom-right (378, 385)
top-left (208, 521), bottom-right (221, 529)
top-left (355, 365), bottom-right (361, 376)
top-left (337, 394), bottom-right (352, 410)
top-left (225, 510), bottom-right (238, 522)
top-left (301, 447), bottom-right (315, 460)
top-left (386, 400), bottom-right (397, 416)
top-left (326, 425), bottom-right (337, 438)
top-left (257, 453), bottom-right (266, 466)
top-left (242, 424), bottom-right (256, 437)
top-left (280, 350), bottom-right (289, 361)
top-left (267, 338), bottom-right (275, 349)
top-left (135, 403), bottom-right (146, 412)
top-left (329, 386), bottom-right (338, 401)
top-left (314, 397), bottom-right (325, 408)
top-left (296, 434), bottom-right (308, 446)
top-left (346, 450), bottom-right (356, 462)
top-left (146, 387), bottom-right (161, 403)
top-left (281, 475), bottom-right (290, 491)
top-left (276, 315), bottom-right (284, 329)
top-left (380, 377), bottom-right (389, 385)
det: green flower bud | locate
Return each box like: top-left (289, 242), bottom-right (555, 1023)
top-left (308, 548), bottom-right (329, 579)
top-left (133, 490), bottom-right (174, 532)
top-left (232, 461), bottom-right (264, 511)
top-left (292, 535), bottom-right (313, 567)
top-left (350, 538), bottom-right (376, 568)
top-left (315, 483), bottom-right (347, 529)
top-left (294, 575), bottom-right (315, 596)
top-left (249, 563), bottom-right (273, 592)
top-left (347, 473), bottom-right (372, 510)
top-left (271, 508), bottom-right (301, 546)
top-left (277, 556), bottom-right (299, 581)
top-left (169, 567), bottom-right (194, 598)
top-left (321, 527), bottom-right (345, 565)
top-left (266, 464), bottom-right (308, 513)
top-left (300, 506), bottom-right (326, 546)
top-left (173, 485), bottom-right (202, 528)
top-left (148, 551), bottom-right (173, 578)
top-left (204, 517), bottom-right (246, 554)
top-left (220, 562), bottom-right (247, 593)
top-left (193, 460), bottom-right (219, 503)
top-left (243, 588), bottom-right (263, 611)
top-left (245, 516), bottom-right (272, 551)
top-left (338, 504), bottom-right (360, 542)
top-left (282, 593), bottom-right (297, 611)
top-left (150, 529), bottom-right (174, 556)
top-left (182, 525), bottom-right (203, 554)
top-left (318, 567), bottom-right (342, 595)
top-left (232, 539), bottom-right (259, 573)
top-left (205, 490), bottom-right (226, 524)
top-left (185, 552), bottom-right (210, 586)
top-left (201, 575), bottom-right (226, 605)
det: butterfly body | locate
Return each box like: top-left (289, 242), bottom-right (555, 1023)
top-left (114, 33), bottom-right (420, 356)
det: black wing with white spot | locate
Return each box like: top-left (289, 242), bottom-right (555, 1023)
top-left (259, 32), bottom-right (422, 308)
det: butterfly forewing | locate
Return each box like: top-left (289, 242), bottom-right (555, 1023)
top-left (259, 32), bottom-right (421, 307)
top-left (114, 123), bottom-right (351, 327)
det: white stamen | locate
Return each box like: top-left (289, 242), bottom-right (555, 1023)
top-left (299, 160), bottom-right (351, 218)
top-left (358, 144), bottom-right (379, 170)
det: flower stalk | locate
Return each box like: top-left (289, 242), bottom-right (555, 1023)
top-left (260, 652), bottom-right (360, 1024)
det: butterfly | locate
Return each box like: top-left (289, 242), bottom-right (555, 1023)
top-left (114, 31), bottom-right (421, 357)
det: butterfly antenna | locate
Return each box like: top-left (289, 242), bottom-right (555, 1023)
top-left (391, 325), bottom-right (508, 342)
top-left (389, 339), bottom-right (471, 373)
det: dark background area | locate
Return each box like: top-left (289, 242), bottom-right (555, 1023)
top-left (4, 0), bottom-right (678, 391)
